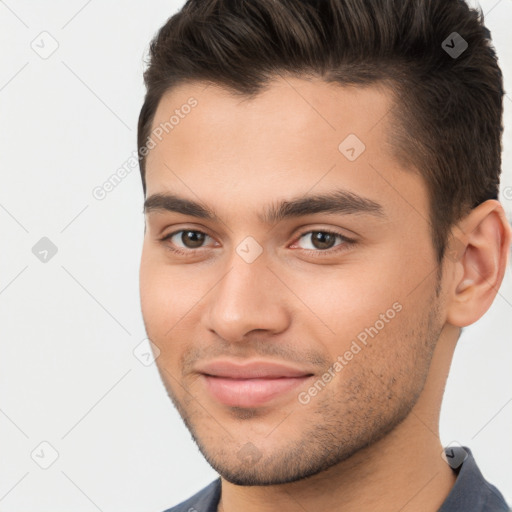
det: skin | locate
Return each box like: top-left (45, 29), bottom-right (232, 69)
top-left (139, 76), bottom-right (511, 512)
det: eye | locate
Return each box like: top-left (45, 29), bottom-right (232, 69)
top-left (161, 229), bottom-right (213, 252)
top-left (291, 229), bottom-right (354, 255)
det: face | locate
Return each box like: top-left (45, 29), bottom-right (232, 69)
top-left (139, 77), bottom-right (446, 485)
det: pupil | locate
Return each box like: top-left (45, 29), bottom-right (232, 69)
top-left (183, 231), bottom-right (205, 248)
top-left (312, 232), bottom-right (335, 250)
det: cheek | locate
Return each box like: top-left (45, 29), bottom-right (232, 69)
top-left (289, 262), bottom-right (407, 342)
top-left (139, 254), bottom-right (163, 325)
top-left (139, 251), bottom-right (210, 364)
top-left (289, 257), bottom-right (434, 390)
top-left (140, 250), bottom-right (198, 324)
top-left (324, 301), bottom-right (432, 416)
top-left (139, 250), bottom-right (181, 345)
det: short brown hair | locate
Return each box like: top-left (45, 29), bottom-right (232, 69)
top-left (137, 0), bottom-right (504, 263)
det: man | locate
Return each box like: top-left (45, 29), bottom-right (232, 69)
top-left (137, 0), bottom-right (511, 510)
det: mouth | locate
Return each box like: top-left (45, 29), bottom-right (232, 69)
top-left (200, 374), bottom-right (314, 407)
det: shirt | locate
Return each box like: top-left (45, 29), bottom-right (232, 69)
top-left (162, 446), bottom-right (510, 512)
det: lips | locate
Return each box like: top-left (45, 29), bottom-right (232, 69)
top-left (197, 359), bottom-right (314, 379)
top-left (196, 359), bottom-right (315, 407)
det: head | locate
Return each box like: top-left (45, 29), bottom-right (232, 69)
top-left (138, 0), bottom-right (510, 486)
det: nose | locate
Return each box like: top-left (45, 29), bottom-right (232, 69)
top-left (202, 249), bottom-right (291, 343)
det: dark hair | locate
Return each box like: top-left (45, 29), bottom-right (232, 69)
top-left (137, 0), bottom-right (504, 263)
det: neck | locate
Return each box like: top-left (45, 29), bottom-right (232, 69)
top-left (218, 324), bottom-right (460, 512)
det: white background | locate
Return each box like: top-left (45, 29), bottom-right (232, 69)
top-left (0, 1), bottom-right (511, 511)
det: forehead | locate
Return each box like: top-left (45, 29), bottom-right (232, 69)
top-left (148, 77), bottom-right (396, 159)
top-left (144, 76), bottom-right (428, 226)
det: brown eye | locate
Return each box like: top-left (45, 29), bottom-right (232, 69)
top-left (162, 230), bottom-right (211, 250)
top-left (179, 230), bottom-right (206, 248)
top-left (312, 232), bottom-right (337, 250)
top-left (296, 231), bottom-right (342, 251)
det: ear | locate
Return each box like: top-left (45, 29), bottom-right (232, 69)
top-left (445, 199), bottom-right (511, 328)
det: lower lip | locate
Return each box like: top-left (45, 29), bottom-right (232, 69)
top-left (202, 374), bottom-right (312, 407)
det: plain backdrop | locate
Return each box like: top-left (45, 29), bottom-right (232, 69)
top-left (0, 1), bottom-right (511, 511)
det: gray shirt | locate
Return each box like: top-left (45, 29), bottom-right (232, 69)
top-left (163, 446), bottom-right (510, 512)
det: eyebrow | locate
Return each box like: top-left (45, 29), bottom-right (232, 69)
top-left (143, 189), bottom-right (386, 224)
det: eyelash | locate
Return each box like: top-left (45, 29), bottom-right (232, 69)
top-left (159, 228), bottom-right (355, 259)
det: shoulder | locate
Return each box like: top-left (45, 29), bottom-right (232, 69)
top-left (160, 478), bottom-right (221, 512)
top-left (439, 446), bottom-right (510, 512)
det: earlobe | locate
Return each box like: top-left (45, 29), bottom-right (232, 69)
top-left (446, 200), bottom-right (511, 328)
